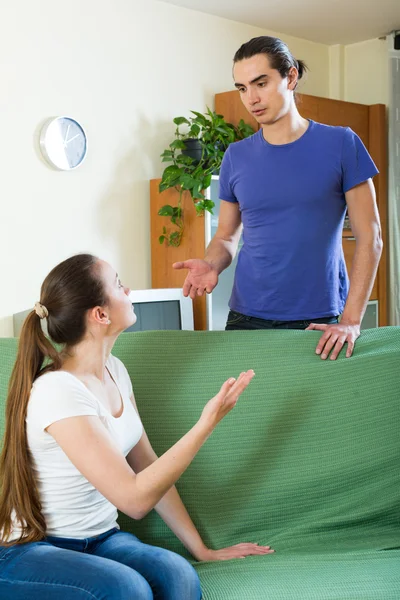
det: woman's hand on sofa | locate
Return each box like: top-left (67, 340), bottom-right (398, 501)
top-left (195, 542), bottom-right (274, 561)
top-left (200, 370), bottom-right (255, 428)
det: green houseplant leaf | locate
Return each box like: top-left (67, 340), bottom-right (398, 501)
top-left (158, 107), bottom-right (255, 246)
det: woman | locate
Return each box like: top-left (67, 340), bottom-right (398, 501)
top-left (0, 253), bottom-right (274, 600)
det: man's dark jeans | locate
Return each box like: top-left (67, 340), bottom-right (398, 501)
top-left (225, 310), bottom-right (339, 331)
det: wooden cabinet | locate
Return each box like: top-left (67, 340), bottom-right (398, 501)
top-left (150, 180), bottom-right (207, 330)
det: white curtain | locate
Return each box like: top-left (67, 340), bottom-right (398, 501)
top-left (388, 33), bottom-right (400, 325)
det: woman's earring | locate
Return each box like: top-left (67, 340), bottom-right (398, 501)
top-left (106, 319), bottom-right (111, 325)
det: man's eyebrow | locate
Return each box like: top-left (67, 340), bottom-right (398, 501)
top-left (234, 74), bottom-right (269, 88)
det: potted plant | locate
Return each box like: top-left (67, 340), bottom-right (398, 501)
top-left (158, 107), bottom-right (254, 247)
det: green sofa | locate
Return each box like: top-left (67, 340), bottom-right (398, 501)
top-left (1, 328), bottom-right (399, 599)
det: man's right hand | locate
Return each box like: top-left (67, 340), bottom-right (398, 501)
top-left (173, 259), bottom-right (219, 299)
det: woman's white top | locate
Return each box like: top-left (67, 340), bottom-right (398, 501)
top-left (10, 354), bottom-right (143, 541)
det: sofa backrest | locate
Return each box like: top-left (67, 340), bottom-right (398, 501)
top-left (1, 329), bottom-right (399, 557)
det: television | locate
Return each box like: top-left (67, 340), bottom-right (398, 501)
top-left (126, 288), bottom-right (194, 332)
top-left (12, 288), bottom-right (194, 337)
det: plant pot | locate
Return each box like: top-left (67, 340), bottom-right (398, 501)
top-left (182, 138), bottom-right (203, 164)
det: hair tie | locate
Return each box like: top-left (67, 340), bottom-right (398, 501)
top-left (34, 302), bottom-right (49, 320)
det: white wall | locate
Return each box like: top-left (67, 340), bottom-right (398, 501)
top-left (0, 0), bottom-right (330, 336)
top-left (329, 45), bottom-right (345, 100)
top-left (344, 38), bottom-right (389, 105)
top-left (328, 38), bottom-right (389, 106)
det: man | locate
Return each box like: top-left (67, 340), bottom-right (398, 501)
top-left (174, 36), bottom-right (382, 360)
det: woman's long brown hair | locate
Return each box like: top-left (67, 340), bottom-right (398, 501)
top-left (0, 254), bottom-right (107, 544)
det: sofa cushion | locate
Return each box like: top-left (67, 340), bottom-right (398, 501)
top-left (194, 550), bottom-right (400, 599)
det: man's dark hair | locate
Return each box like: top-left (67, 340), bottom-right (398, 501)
top-left (234, 36), bottom-right (307, 85)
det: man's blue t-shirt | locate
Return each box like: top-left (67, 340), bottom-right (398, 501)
top-left (218, 120), bottom-right (379, 321)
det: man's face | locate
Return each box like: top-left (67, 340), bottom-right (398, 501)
top-left (233, 54), bottom-right (296, 126)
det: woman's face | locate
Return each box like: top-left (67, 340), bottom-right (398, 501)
top-left (98, 260), bottom-right (137, 333)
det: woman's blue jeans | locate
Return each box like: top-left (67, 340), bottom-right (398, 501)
top-left (0, 527), bottom-right (202, 599)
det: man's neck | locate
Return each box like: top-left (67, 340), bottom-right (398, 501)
top-left (261, 109), bottom-right (309, 146)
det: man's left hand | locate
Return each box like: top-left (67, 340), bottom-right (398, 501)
top-left (305, 322), bottom-right (361, 360)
